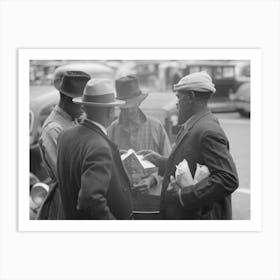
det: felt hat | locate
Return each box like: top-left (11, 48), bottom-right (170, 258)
top-left (73, 78), bottom-right (125, 107)
top-left (59, 71), bottom-right (91, 98)
top-left (115, 75), bottom-right (148, 108)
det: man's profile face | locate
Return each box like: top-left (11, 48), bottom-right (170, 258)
top-left (176, 91), bottom-right (192, 125)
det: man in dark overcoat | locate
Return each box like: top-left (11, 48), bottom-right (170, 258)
top-left (57, 78), bottom-right (133, 219)
top-left (141, 71), bottom-right (239, 220)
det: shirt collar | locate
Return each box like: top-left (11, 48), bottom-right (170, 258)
top-left (54, 105), bottom-right (73, 122)
top-left (85, 118), bottom-right (107, 135)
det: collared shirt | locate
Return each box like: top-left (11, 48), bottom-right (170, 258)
top-left (84, 118), bottom-right (107, 136)
top-left (108, 109), bottom-right (171, 156)
top-left (39, 105), bottom-right (75, 181)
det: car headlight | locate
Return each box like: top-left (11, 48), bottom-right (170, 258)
top-left (30, 182), bottom-right (49, 208)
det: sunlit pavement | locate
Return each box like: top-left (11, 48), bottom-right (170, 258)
top-left (216, 113), bottom-right (250, 219)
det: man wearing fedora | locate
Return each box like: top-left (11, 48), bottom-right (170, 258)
top-left (37, 70), bottom-right (90, 219)
top-left (108, 75), bottom-right (171, 191)
top-left (57, 78), bottom-right (133, 219)
top-left (142, 71), bottom-right (239, 219)
top-left (39, 70), bottom-right (90, 182)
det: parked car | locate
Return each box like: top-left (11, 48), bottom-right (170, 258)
top-left (29, 173), bottom-right (50, 219)
top-left (30, 63), bottom-right (115, 180)
top-left (231, 81), bottom-right (250, 117)
top-left (30, 86), bottom-right (59, 180)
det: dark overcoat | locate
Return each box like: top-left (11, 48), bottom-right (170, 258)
top-left (160, 108), bottom-right (239, 220)
top-left (57, 119), bottom-right (133, 220)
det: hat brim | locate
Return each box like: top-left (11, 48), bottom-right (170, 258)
top-left (73, 97), bottom-right (125, 107)
top-left (119, 93), bottom-right (148, 108)
top-left (60, 89), bottom-right (82, 98)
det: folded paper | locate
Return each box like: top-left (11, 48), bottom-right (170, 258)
top-left (175, 159), bottom-right (194, 187)
top-left (175, 159), bottom-right (209, 188)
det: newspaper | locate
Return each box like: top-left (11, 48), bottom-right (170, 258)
top-left (175, 159), bottom-right (210, 188)
top-left (121, 149), bottom-right (158, 184)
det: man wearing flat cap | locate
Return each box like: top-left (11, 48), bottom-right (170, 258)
top-left (108, 75), bottom-right (171, 192)
top-left (57, 79), bottom-right (133, 219)
top-left (37, 70), bottom-right (90, 219)
top-left (142, 71), bottom-right (239, 219)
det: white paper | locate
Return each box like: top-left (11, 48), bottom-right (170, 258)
top-left (194, 164), bottom-right (210, 184)
top-left (175, 160), bottom-right (210, 188)
top-left (175, 159), bottom-right (194, 187)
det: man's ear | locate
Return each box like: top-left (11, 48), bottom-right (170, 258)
top-left (183, 93), bottom-right (194, 104)
top-left (187, 91), bottom-right (195, 103)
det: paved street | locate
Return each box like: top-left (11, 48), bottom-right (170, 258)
top-left (216, 113), bottom-right (250, 219)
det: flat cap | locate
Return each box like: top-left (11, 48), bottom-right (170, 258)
top-left (173, 71), bottom-right (216, 94)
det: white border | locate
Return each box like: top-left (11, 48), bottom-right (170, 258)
top-left (19, 48), bottom-right (261, 232)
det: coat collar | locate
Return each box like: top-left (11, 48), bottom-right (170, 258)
top-left (82, 118), bottom-right (107, 138)
top-left (82, 119), bottom-right (118, 150)
top-left (183, 107), bottom-right (211, 131)
top-left (84, 118), bottom-right (107, 135)
top-left (54, 105), bottom-right (73, 122)
top-left (170, 107), bottom-right (211, 155)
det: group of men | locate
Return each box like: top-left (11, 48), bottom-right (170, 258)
top-left (38, 67), bottom-right (239, 220)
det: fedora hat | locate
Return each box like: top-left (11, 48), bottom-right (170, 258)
top-left (59, 71), bottom-right (91, 98)
top-left (115, 75), bottom-right (148, 108)
top-left (73, 78), bottom-right (125, 107)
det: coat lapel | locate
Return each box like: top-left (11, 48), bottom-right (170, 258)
top-left (170, 108), bottom-right (211, 157)
top-left (82, 118), bottom-right (108, 137)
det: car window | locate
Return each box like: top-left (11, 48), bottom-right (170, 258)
top-left (200, 66), bottom-right (213, 77)
top-left (213, 67), bottom-right (223, 79)
top-left (188, 66), bottom-right (200, 74)
top-left (223, 67), bottom-right (235, 78)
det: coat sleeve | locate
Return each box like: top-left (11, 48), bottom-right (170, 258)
top-left (77, 145), bottom-right (115, 220)
top-left (180, 130), bottom-right (239, 211)
top-left (158, 123), bottom-right (172, 157)
top-left (39, 123), bottom-right (62, 179)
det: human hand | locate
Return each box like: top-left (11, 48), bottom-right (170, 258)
top-left (119, 149), bottom-right (127, 156)
top-left (165, 176), bottom-right (183, 206)
top-left (132, 175), bottom-right (157, 194)
top-left (167, 175), bottom-right (181, 192)
top-left (137, 150), bottom-right (162, 167)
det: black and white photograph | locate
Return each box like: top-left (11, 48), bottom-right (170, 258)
top-left (29, 58), bottom-right (250, 221)
top-left (18, 49), bottom-right (260, 231)
top-left (2, 1), bottom-right (280, 280)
